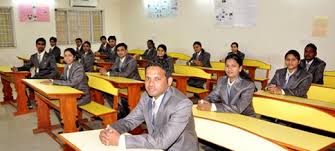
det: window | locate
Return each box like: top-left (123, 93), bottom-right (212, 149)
top-left (0, 7), bottom-right (14, 47)
top-left (55, 9), bottom-right (103, 45)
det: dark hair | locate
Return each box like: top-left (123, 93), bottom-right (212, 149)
top-left (305, 43), bottom-right (317, 53)
top-left (147, 39), bottom-right (155, 48)
top-left (285, 49), bottom-right (300, 61)
top-left (231, 42), bottom-right (239, 48)
top-left (36, 37), bottom-right (46, 45)
top-left (193, 41), bottom-right (202, 47)
top-left (82, 41), bottom-right (91, 47)
top-left (64, 48), bottom-right (77, 60)
top-left (146, 62), bottom-right (171, 78)
top-left (75, 38), bottom-right (82, 43)
top-left (49, 37), bottom-right (57, 42)
top-left (225, 54), bottom-right (252, 81)
top-left (100, 36), bottom-right (106, 40)
top-left (115, 43), bottom-right (127, 51)
top-left (157, 44), bottom-right (168, 59)
top-left (108, 36), bottom-right (116, 41)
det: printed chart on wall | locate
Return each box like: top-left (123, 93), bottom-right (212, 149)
top-left (215, 0), bottom-right (256, 27)
top-left (19, 4), bottom-right (50, 22)
top-left (146, 0), bottom-right (178, 18)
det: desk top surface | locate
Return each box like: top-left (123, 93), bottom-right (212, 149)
top-left (0, 66), bottom-right (12, 72)
top-left (87, 72), bottom-right (144, 84)
top-left (254, 90), bottom-right (335, 110)
top-left (192, 107), bottom-right (335, 151)
top-left (60, 130), bottom-right (162, 151)
top-left (22, 79), bottom-right (83, 95)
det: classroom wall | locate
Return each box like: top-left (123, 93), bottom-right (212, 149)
top-left (120, 0), bottom-right (335, 77)
top-left (0, 0), bottom-right (121, 66)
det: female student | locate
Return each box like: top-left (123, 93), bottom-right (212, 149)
top-left (43, 48), bottom-right (91, 127)
top-left (187, 41), bottom-right (211, 89)
top-left (80, 41), bottom-right (95, 72)
top-left (150, 44), bottom-right (174, 76)
top-left (197, 54), bottom-right (256, 117)
top-left (141, 39), bottom-right (157, 60)
top-left (268, 50), bottom-right (312, 98)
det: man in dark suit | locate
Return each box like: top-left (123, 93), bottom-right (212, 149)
top-left (299, 43), bottom-right (326, 84)
top-left (97, 36), bottom-right (109, 54)
top-left (99, 63), bottom-right (198, 150)
top-left (100, 43), bottom-right (140, 80)
top-left (12, 37), bottom-right (58, 108)
top-left (48, 37), bottom-right (61, 63)
top-left (104, 36), bottom-right (118, 63)
top-left (75, 38), bottom-right (84, 59)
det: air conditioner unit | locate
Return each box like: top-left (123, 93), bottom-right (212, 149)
top-left (70, 0), bottom-right (98, 7)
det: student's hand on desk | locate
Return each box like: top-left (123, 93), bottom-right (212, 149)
top-left (100, 68), bottom-right (108, 76)
top-left (194, 60), bottom-right (203, 66)
top-left (99, 125), bottom-right (120, 146)
top-left (40, 80), bottom-right (53, 85)
top-left (268, 86), bottom-right (282, 95)
top-left (197, 99), bottom-right (211, 111)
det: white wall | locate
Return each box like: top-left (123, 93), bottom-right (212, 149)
top-left (120, 0), bottom-right (335, 77)
top-left (0, 0), bottom-right (121, 66)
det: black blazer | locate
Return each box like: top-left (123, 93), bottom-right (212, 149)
top-left (151, 56), bottom-right (174, 76)
top-left (299, 57), bottom-right (326, 84)
top-left (188, 49), bottom-right (211, 67)
top-left (98, 43), bottom-right (109, 54)
top-left (105, 46), bottom-right (117, 63)
top-left (269, 67), bottom-right (313, 98)
top-left (141, 48), bottom-right (157, 60)
top-left (108, 55), bottom-right (141, 80)
top-left (228, 51), bottom-right (245, 61)
top-left (49, 46), bottom-right (61, 63)
top-left (17, 52), bottom-right (58, 79)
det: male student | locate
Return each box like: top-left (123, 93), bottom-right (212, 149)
top-left (12, 37), bottom-right (58, 108)
top-left (48, 37), bottom-right (61, 63)
top-left (299, 43), bottom-right (326, 84)
top-left (75, 38), bottom-right (84, 58)
top-left (105, 36), bottom-right (118, 63)
top-left (99, 63), bottom-right (199, 151)
top-left (97, 36), bottom-right (109, 54)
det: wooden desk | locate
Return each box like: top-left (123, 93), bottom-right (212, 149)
top-left (171, 73), bottom-right (190, 95)
top-left (243, 65), bottom-right (258, 81)
top-left (254, 90), bottom-right (335, 117)
top-left (137, 59), bottom-right (149, 68)
top-left (95, 61), bottom-right (113, 70)
top-left (22, 79), bottom-right (83, 134)
top-left (59, 129), bottom-right (162, 151)
top-left (193, 107), bottom-right (335, 150)
top-left (57, 63), bottom-right (65, 73)
top-left (198, 66), bottom-right (225, 80)
top-left (17, 56), bottom-right (30, 64)
top-left (0, 66), bottom-right (32, 116)
top-left (95, 53), bottom-right (107, 59)
top-left (312, 83), bottom-right (335, 89)
top-left (87, 73), bottom-right (144, 110)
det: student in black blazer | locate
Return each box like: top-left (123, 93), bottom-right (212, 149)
top-left (75, 38), bottom-right (84, 59)
top-left (13, 37), bottom-right (58, 108)
top-left (299, 43), bottom-right (326, 84)
top-left (48, 37), bottom-right (61, 63)
top-left (104, 36), bottom-right (118, 63)
top-left (97, 36), bottom-right (109, 54)
top-left (79, 41), bottom-right (95, 72)
top-left (268, 50), bottom-right (312, 98)
top-left (227, 42), bottom-right (245, 61)
top-left (187, 41), bottom-right (211, 89)
top-left (197, 54), bottom-right (256, 117)
top-left (150, 44), bottom-right (174, 76)
top-left (140, 39), bottom-right (157, 60)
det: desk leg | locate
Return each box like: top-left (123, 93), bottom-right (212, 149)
top-left (249, 68), bottom-right (256, 81)
top-left (1, 76), bottom-right (13, 104)
top-left (33, 93), bottom-right (51, 134)
top-left (13, 76), bottom-right (31, 116)
top-left (175, 77), bottom-right (188, 95)
top-left (60, 96), bottom-right (78, 133)
top-left (127, 85), bottom-right (142, 110)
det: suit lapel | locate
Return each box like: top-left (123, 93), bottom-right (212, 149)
top-left (279, 69), bottom-right (287, 87)
top-left (220, 78), bottom-right (229, 105)
top-left (152, 87), bottom-right (172, 130)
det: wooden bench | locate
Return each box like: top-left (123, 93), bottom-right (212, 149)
top-left (243, 59), bottom-right (271, 90)
top-left (308, 84), bottom-right (335, 103)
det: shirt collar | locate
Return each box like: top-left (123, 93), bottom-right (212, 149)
top-left (306, 59), bottom-right (314, 65)
top-left (120, 56), bottom-right (126, 63)
top-left (227, 77), bottom-right (239, 87)
top-left (286, 68), bottom-right (296, 77)
top-left (38, 50), bottom-right (45, 57)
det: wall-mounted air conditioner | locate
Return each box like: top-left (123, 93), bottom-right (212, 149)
top-left (70, 0), bottom-right (98, 8)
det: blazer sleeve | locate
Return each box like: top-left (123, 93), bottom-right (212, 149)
top-left (83, 54), bottom-right (95, 72)
top-left (205, 77), bottom-right (224, 103)
top-left (200, 53), bottom-right (211, 67)
top-left (214, 82), bottom-right (255, 113)
top-left (283, 74), bottom-right (313, 97)
top-left (110, 59), bottom-right (137, 78)
top-left (17, 55), bottom-right (34, 71)
top-left (313, 61), bottom-right (326, 84)
top-left (111, 96), bottom-right (146, 133)
top-left (269, 70), bottom-right (280, 86)
top-left (124, 99), bottom-right (193, 150)
top-left (46, 55), bottom-right (58, 79)
top-left (53, 65), bottom-right (84, 87)
top-left (167, 57), bottom-right (174, 75)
